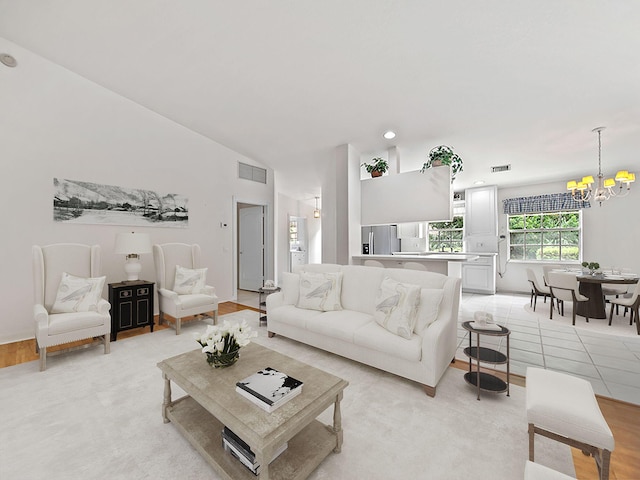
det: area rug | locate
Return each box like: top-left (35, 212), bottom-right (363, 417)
top-left (0, 311), bottom-right (574, 480)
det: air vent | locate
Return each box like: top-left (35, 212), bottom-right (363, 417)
top-left (239, 162), bottom-right (267, 184)
top-left (491, 164), bottom-right (511, 173)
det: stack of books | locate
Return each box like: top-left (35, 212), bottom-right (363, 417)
top-left (221, 426), bottom-right (287, 475)
top-left (236, 367), bottom-right (303, 413)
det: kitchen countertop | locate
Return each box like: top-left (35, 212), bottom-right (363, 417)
top-left (353, 253), bottom-right (482, 262)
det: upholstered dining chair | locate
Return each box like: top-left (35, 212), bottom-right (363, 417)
top-left (153, 243), bottom-right (218, 335)
top-left (601, 267), bottom-right (630, 316)
top-left (547, 271), bottom-right (589, 325)
top-left (526, 268), bottom-right (551, 312)
top-left (403, 262), bottom-right (427, 271)
top-left (32, 244), bottom-right (111, 371)
top-left (363, 259), bottom-right (385, 268)
top-left (608, 281), bottom-right (640, 334)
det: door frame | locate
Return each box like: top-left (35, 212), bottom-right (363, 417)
top-left (232, 196), bottom-right (273, 301)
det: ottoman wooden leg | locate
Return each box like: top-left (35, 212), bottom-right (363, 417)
top-left (528, 423), bottom-right (535, 461)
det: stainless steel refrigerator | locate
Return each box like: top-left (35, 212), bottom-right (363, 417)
top-left (362, 225), bottom-right (400, 255)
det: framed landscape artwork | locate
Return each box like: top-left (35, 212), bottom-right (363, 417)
top-left (53, 178), bottom-right (189, 228)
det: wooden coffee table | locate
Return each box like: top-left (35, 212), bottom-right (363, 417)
top-left (157, 342), bottom-right (348, 480)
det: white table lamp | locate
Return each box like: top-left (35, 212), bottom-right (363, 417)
top-left (114, 232), bottom-right (152, 281)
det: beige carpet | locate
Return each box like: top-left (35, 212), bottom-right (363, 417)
top-left (0, 311), bottom-right (574, 479)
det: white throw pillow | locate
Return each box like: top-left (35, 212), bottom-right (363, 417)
top-left (373, 277), bottom-right (421, 340)
top-left (414, 288), bottom-right (444, 334)
top-left (297, 272), bottom-right (343, 311)
top-left (173, 265), bottom-right (207, 294)
top-left (280, 272), bottom-right (300, 305)
top-left (51, 272), bottom-right (106, 313)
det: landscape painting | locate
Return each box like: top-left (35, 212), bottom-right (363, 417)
top-left (53, 178), bottom-right (189, 228)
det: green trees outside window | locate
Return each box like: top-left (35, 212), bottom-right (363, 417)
top-left (508, 211), bottom-right (581, 261)
top-left (428, 216), bottom-right (464, 252)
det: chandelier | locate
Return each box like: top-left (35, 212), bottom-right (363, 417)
top-left (567, 127), bottom-right (635, 205)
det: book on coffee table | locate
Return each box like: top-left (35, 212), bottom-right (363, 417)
top-left (236, 367), bottom-right (303, 413)
top-left (222, 426), bottom-right (287, 475)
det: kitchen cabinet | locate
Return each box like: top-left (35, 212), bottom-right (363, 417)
top-left (397, 222), bottom-right (426, 238)
top-left (462, 256), bottom-right (496, 294)
top-left (465, 185), bottom-right (497, 237)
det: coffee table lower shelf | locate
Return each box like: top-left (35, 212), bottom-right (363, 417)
top-left (166, 396), bottom-right (338, 480)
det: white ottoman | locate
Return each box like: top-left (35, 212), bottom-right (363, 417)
top-left (526, 367), bottom-right (614, 480)
top-left (524, 461), bottom-right (575, 480)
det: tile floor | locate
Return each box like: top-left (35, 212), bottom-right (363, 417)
top-left (237, 289), bottom-right (640, 405)
top-left (458, 292), bottom-right (640, 405)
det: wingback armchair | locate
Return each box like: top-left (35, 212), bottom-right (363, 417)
top-left (153, 243), bottom-right (218, 335)
top-left (32, 244), bottom-right (111, 371)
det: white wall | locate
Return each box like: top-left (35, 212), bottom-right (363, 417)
top-left (495, 180), bottom-right (639, 294)
top-left (0, 38), bottom-right (273, 343)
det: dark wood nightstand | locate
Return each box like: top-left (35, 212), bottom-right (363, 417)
top-left (108, 280), bottom-right (155, 341)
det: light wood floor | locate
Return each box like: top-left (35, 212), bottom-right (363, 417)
top-left (2, 302), bottom-right (638, 479)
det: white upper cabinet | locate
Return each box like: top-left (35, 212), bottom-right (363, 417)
top-left (464, 185), bottom-right (498, 237)
top-left (397, 222), bottom-right (427, 238)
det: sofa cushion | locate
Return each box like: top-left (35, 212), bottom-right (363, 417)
top-left (280, 272), bottom-right (300, 305)
top-left (353, 322), bottom-right (422, 362)
top-left (414, 288), bottom-right (444, 334)
top-left (373, 277), bottom-right (421, 339)
top-left (268, 304), bottom-right (323, 328)
top-left (51, 272), bottom-right (106, 313)
top-left (297, 272), bottom-right (343, 311)
top-left (173, 265), bottom-right (207, 294)
top-left (340, 265), bottom-right (384, 314)
top-left (48, 310), bottom-right (107, 334)
top-left (178, 293), bottom-right (216, 309)
top-left (305, 310), bottom-right (372, 343)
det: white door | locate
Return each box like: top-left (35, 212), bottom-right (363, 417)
top-left (239, 205), bottom-right (264, 291)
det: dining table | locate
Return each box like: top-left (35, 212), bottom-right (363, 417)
top-left (575, 273), bottom-right (639, 319)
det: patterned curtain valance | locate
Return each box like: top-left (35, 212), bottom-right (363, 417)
top-left (502, 192), bottom-right (591, 214)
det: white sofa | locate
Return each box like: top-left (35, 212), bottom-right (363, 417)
top-left (266, 264), bottom-right (461, 397)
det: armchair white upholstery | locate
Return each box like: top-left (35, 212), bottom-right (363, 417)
top-left (153, 243), bottom-right (218, 335)
top-left (32, 244), bottom-right (111, 371)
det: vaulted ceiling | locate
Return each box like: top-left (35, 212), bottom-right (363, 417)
top-left (1, 1), bottom-right (638, 199)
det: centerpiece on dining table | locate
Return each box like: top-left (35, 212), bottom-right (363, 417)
top-left (581, 261), bottom-right (600, 276)
top-left (195, 319), bottom-right (257, 368)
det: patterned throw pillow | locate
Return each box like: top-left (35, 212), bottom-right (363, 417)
top-left (373, 277), bottom-right (421, 339)
top-left (297, 272), bottom-right (343, 311)
top-left (414, 288), bottom-right (444, 334)
top-left (173, 265), bottom-right (207, 294)
top-left (51, 272), bottom-right (106, 313)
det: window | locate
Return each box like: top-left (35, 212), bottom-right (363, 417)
top-left (508, 211), bottom-right (581, 262)
top-left (428, 216), bottom-right (464, 252)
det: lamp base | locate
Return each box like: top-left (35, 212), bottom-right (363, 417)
top-left (123, 256), bottom-right (142, 282)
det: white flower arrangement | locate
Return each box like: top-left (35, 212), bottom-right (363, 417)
top-left (195, 319), bottom-right (257, 356)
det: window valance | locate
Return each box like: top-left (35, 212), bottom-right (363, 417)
top-left (502, 193), bottom-right (590, 214)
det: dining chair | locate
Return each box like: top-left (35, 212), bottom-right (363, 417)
top-left (608, 281), bottom-right (640, 334)
top-left (547, 271), bottom-right (590, 325)
top-left (363, 259), bottom-right (385, 268)
top-left (403, 262), bottom-right (427, 271)
top-left (601, 267), bottom-right (630, 316)
top-left (526, 268), bottom-right (550, 312)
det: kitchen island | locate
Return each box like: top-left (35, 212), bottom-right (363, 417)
top-left (352, 252), bottom-right (480, 278)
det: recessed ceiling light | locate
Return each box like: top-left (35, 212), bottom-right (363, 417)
top-left (474, 180), bottom-right (485, 185)
top-left (383, 131), bottom-right (396, 139)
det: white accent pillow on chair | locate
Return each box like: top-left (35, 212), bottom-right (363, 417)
top-left (173, 265), bottom-right (208, 294)
top-left (51, 272), bottom-right (106, 313)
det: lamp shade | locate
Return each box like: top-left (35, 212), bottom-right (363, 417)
top-left (115, 232), bottom-right (152, 255)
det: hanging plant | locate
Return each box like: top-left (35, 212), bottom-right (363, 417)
top-left (361, 157), bottom-right (389, 177)
top-left (421, 145), bottom-right (463, 181)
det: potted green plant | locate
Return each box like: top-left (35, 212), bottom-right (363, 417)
top-left (361, 157), bottom-right (389, 177)
top-left (581, 261), bottom-right (600, 275)
top-left (421, 145), bottom-right (463, 181)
